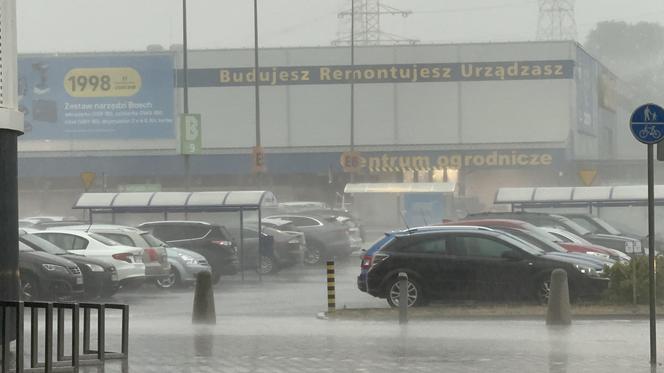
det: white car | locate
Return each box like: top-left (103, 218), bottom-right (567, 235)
top-left (30, 229), bottom-right (146, 288)
top-left (541, 226), bottom-right (632, 262)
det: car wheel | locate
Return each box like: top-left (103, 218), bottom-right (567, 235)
top-left (156, 268), bottom-right (180, 289)
top-left (303, 247), bottom-right (322, 265)
top-left (386, 276), bottom-right (423, 308)
top-left (535, 276), bottom-right (552, 305)
top-left (21, 274), bottom-right (40, 301)
top-left (257, 255), bottom-right (278, 275)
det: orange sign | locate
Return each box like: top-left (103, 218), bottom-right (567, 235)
top-left (253, 146), bottom-right (266, 173)
top-left (340, 151), bottom-right (362, 173)
top-left (578, 169), bottom-right (597, 186)
top-left (80, 172), bottom-right (96, 190)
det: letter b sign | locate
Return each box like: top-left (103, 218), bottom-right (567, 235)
top-left (179, 114), bottom-right (202, 155)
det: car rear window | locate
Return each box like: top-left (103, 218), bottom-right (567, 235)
top-left (99, 233), bottom-right (136, 247)
top-left (89, 233), bottom-right (122, 246)
top-left (141, 233), bottom-right (166, 247)
top-left (21, 234), bottom-right (68, 255)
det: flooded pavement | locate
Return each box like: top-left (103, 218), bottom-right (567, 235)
top-left (74, 261), bottom-right (664, 372)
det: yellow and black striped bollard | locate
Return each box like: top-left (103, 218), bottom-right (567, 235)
top-left (326, 260), bottom-right (336, 313)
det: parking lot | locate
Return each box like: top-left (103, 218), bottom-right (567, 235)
top-left (70, 259), bottom-right (664, 373)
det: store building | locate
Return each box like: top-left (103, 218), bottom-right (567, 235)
top-left (17, 40), bottom-right (638, 217)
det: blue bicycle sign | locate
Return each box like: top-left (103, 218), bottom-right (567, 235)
top-left (630, 103), bottom-right (664, 144)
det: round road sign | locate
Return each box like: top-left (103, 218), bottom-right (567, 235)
top-left (630, 103), bottom-right (664, 144)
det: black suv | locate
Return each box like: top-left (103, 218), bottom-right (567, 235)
top-left (137, 221), bottom-right (239, 283)
top-left (359, 226), bottom-right (609, 307)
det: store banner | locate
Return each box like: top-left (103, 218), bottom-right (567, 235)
top-left (19, 54), bottom-right (175, 140)
top-left (343, 149), bottom-right (565, 173)
top-left (178, 60), bottom-right (575, 88)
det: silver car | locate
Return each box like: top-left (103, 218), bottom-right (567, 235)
top-left (156, 247), bottom-right (211, 289)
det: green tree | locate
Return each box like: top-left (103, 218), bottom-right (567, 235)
top-left (585, 21), bottom-right (664, 100)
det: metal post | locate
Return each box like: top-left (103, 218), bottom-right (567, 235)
top-left (30, 307), bottom-right (38, 368)
top-left (45, 303), bottom-right (53, 373)
top-left (182, 0), bottom-right (191, 191)
top-left (15, 302), bottom-right (23, 373)
top-left (398, 272), bottom-right (408, 324)
top-left (72, 304), bottom-right (79, 371)
top-left (0, 129), bottom-right (20, 328)
top-left (240, 209), bottom-right (245, 282)
top-left (57, 307), bottom-right (64, 361)
top-left (121, 305), bottom-right (129, 357)
top-left (349, 0), bottom-right (355, 183)
top-left (647, 143), bottom-right (657, 365)
top-left (2, 306), bottom-right (8, 373)
top-left (97, 306), bottom-right (105, 362)
top-left (83, 308), bottom-right (90, 354)
top-left (253, 0), bottom-right (261, 149)
top-left (326, 261), bottom-right (336, 313)
top-left (258, 208), bottom-right (263, 282)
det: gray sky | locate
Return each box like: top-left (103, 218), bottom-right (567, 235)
top-left (16, 0), bottom-right (664, 53)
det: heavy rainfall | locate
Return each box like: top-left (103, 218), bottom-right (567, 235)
top-left (2, 0), bottom-right (664, 372)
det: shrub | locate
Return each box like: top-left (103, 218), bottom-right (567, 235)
top-left (603, 256), bottom-right (664, 304)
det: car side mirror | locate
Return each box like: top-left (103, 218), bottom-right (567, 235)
top-left (501, 251), bottom-right (522, 261)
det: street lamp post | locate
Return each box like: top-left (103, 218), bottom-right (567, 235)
top-left (349, 0), bottom-right (355, 182)
top-left (182, 0), bottom-right (191, 191)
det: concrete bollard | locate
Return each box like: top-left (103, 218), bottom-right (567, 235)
top-left (192, 271), bottom-right (216, 325)
top-left (546, 269), bottom-right (571, 326)
top-left (398, 272), bottom-right (408, 324)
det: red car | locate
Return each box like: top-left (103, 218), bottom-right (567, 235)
top-left (440, 219), bottom-right (623, 263)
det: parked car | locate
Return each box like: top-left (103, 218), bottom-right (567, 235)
top-left (57, 225), bottom-right (171, 283)
top-left (20, 216), bottom-right (87, 230)
top-left (266, 214), bottom-right (352, 264)
top-left (444, 219), bottom-right (622, 264)
top-left (278, 204), bottom-right (367, 243)
top-left (559, 213), bottom-right (663, 251)
top-left (358, 226), bottom-right (609, 307)
top-left (137, 221), bottom-right (239, 283)
top-left (19, 229), bottom-right (119, 299)
top-left (539, 226), bottom-right (632, 262)
top-left (467, 212), bottom-right (639, 253)
top-left (156, 247), bottom-right (211, 289)
top-left (19, 241), bottom-right (84, 301)
top-left (228, 225), bottom-right (305, 274)
top-left (29, 229), bottom-right (146, 289)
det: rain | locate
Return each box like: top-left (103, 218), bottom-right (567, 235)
top-left (2, 0), bottom-right (664, 372)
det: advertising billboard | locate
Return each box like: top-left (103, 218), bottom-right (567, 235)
top-left (18, 54), bottom-right (175, 140)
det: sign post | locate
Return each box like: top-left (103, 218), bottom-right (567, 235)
top-left (630, 103), bottom-right (664, 366)
top-left (252, 146), bottom-right (265, 173)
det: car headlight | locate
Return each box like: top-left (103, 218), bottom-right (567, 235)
top-left (178, 253), bottom-right (198, 265)
top-left (574, 264), bottom-right (600, 277)
top-left (85, 263), bottom-right (105, 272)
top-left (42, 264), bottom-right (68, 273)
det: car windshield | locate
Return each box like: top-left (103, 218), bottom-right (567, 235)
top-left (551, 215), bottom-right (592, 236)
top-left (590, 216), bottom-right (622, 235)
top-left (20, 233), bottom-right (68, 255)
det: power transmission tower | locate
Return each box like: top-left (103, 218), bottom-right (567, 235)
top-left (536, 0), bottom-right (577, 41)
top-left (332, 0), bottom-right (418, 46)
